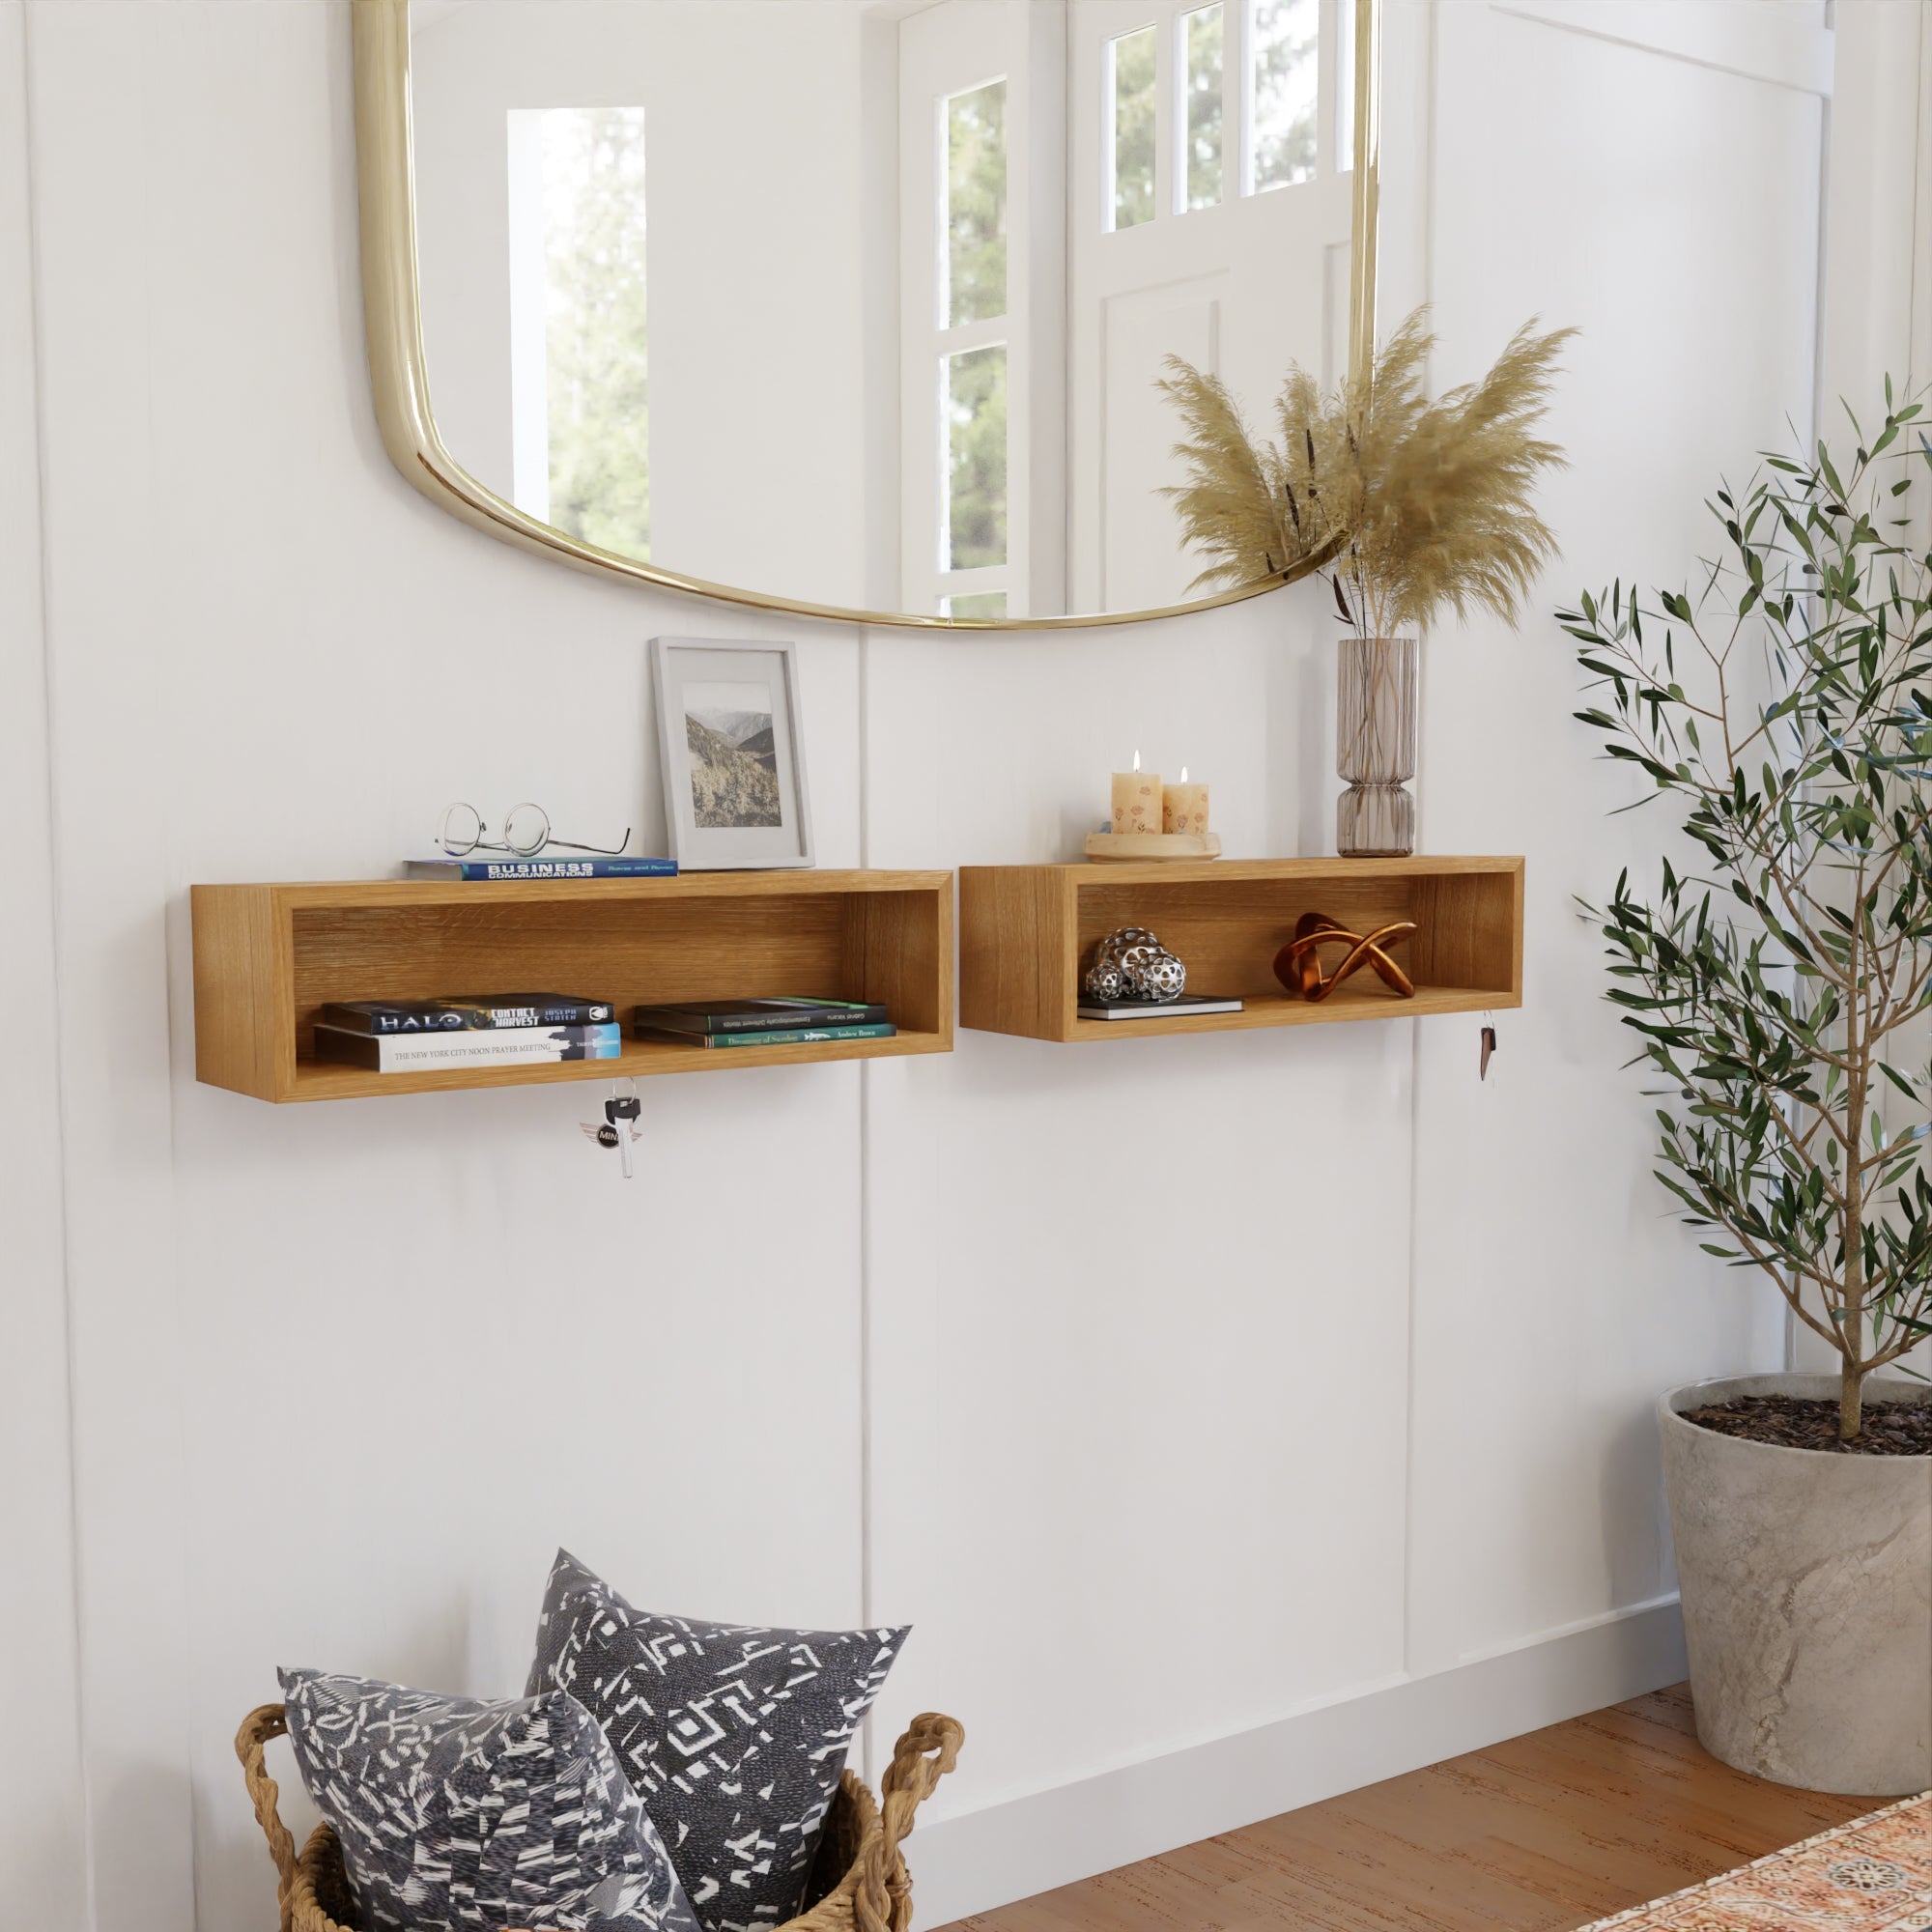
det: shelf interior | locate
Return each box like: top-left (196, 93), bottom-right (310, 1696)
top-left (1074, 868), bottom-right (1518, 1006)
top-left (956, 856), bottom-right (1522, 1042)
top-left (189, 871), bottom-right (953, 1099)
top-left (288, 885), bottom-right (944, 1065)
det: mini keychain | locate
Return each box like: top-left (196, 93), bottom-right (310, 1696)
top-left (582, 1079), bottom-right (643, 1179)
top-left (1479, 1022), bottom-right (1497, 1081)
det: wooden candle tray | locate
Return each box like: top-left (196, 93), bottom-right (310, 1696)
top-left (1084, 831), bottom-right (1222, 862)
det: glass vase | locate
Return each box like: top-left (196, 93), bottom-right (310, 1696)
top-left (1336, 636), bottom-right (1417, 857)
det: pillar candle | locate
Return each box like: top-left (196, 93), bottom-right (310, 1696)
top-left (1110, 755), bottom-right (1162, 836)
top-left (1163, 769), bottom-right (1209, 836)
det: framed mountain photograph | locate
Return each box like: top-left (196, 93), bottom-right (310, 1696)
top-left (650, 639), bottom-right (814, 868)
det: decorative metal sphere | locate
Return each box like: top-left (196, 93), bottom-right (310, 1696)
top-left (1083, 961), bottom-right (1126, 1002)
top-left (1136, 951), bottom-right (1186, 1000)
top-left (1083, 925), bottom-right (1186, 1004)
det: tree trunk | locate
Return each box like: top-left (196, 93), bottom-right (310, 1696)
top-left (1841, 1208), bottom-right (1865, 1441)
top-left (1841, 1030), bottom-right (1866, 1442)
top-left (1840, 1356), bottom-right (1864, 1441)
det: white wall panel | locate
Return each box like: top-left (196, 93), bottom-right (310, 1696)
top-left (22, 11), bottom-right (865, 1929)
top-left (0, 4), bottom-right (88, 1926)
top-left (1406, 0), bottom-right (1824, 1670)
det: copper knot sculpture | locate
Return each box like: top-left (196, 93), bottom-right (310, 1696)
top-left (1274, 911), bottom-right (1418, 1003)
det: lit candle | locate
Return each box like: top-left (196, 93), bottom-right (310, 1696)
top-left (1163, 767), bottom-right (1209, 837)
top-left (1110, 750), bottom-right (1162, 836)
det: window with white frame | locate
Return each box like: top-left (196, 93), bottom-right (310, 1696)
top-left (1100, 0), bottom-right (1350, 229)
top-left (506, 104), bottom-right (650, 563)
top-left (1249, 0), bottom-right (1320, 193)
top-left (1182, 4), bottom-right (1226, 210)
top-left (1106, 26), bottom-right (1158, 230)
top-left (935, 76), bottom-right (1011, 618)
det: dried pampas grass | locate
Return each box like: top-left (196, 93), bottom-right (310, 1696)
top-left (1158, 306), bottom-right (1575, 637)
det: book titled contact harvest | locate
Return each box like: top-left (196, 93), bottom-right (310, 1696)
top-left (322, 994), bottom-right (615, 1034)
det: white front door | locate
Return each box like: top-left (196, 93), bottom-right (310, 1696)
top-left (1068, 0), bottom-right (1355, 612)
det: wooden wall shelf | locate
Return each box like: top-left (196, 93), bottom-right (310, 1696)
top-left (191, 870), bottom-right (953, 1101)
top-left (959, 857), bottom-right (1522, 1042)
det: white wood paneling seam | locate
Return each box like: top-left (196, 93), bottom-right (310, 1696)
top-left (1492, 1), bottom-right (1834, 98)
top-left (18, 0), bottom-right (91, 1920)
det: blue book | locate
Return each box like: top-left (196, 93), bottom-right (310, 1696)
top-left (402, 856), bottom-right (678, 881)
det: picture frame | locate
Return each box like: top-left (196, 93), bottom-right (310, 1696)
top-left (650, 639), bottom-right (814, 869)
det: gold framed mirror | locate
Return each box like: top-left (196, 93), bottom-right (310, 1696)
top-left (354, 0), bottom-right (1378, 630)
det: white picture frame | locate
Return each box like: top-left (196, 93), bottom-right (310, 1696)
top-left (650, 639), bottom-right (814, 869)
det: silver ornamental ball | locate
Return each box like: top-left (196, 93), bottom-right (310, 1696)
top-left (1140, 952), bottom-right (1187, 1000)
top-left (1085, 925), bottom-right (1187, 1004)
top-left (1083, 961), bottom-right (1126, 1002)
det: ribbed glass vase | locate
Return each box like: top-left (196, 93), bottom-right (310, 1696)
top-left (1336, 636), bottom-right (1417, 857)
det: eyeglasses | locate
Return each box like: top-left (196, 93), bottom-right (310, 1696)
top-left (437, 802), bottom-right (632, 859)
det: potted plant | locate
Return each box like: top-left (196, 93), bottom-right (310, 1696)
top-left (1562, 389), bottom-right (1932, 1797)
top-left (1160, 307), bottom-right (1572, 855)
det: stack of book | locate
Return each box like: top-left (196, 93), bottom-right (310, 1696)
top-left (632, 997), bottom-right (895, 1050)
top-left (313, 994), bottom-right (622, 1072)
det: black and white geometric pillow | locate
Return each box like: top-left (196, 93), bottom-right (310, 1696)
top-left (278, 1665), bottom-right (701, 1932)
top-left (525, 1551), bottom-right (909, 1932)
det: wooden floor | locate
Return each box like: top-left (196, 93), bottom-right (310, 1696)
top-left (940, 1687), bottom-right (1873, 1932)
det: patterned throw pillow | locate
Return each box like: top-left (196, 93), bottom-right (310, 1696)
top-left (278, 1666), bottom-right (701, 1932)
top-left (525, 1550), bottom-right (909, 1932)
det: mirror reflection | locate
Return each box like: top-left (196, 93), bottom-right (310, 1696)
top-left (408, 0), bottom-right (1368, 621)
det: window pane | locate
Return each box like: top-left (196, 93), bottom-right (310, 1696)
top-left (943, 591), bottom-right (1008, 619)
top-left (946, 80), bottom-right (1008, 326)
top-left (1183, 6), bottom-right (1224, 211)
top-left (1107, 25), bottom-right (1156, 230)
top-left (542, 106), bottom-right (650, 559)
top-left (1252, 0), bottom-right (1318, 192)
top-left (945, 345), bottom-right (1007, 570)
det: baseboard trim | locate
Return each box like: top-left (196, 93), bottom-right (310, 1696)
top-left (907, 1596), bottom-right (1687, 1926)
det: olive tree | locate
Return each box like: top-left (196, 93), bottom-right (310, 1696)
top-left (1561, 390), bottom-right (1932, 1439)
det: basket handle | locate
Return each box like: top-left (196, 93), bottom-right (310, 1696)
top-left (236, 1703), bottom-right (301, 1932)
top-left (857, 1712), bottom-right (964, 1932)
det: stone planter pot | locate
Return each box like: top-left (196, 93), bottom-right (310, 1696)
top-left (1659, 1373), bottom-right (1932, 1796)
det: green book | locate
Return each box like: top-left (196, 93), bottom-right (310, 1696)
top-left (635, 1021), bottom-right (897, 1049)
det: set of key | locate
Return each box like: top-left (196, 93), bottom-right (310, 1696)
top-left (582, 1085), bottom-right (642, 1178)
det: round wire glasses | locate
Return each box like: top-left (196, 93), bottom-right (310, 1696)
top-left (437, 802), bottom-right (632, 859)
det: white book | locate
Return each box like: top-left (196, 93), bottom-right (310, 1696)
top-left (312, 1022), bottom-right (622, 1072)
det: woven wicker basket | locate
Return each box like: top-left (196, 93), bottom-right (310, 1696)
top-left (236, 1703), bottom-right (963, 1932)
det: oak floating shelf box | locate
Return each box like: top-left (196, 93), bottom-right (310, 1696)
top-left (959, 857), bottom-right (1523, 1041)
top-left (191, 871), bottom-right (952, 1101)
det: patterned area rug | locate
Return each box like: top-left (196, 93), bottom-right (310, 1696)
top-left (1579, 1793), bottom-right (1932, 1930)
